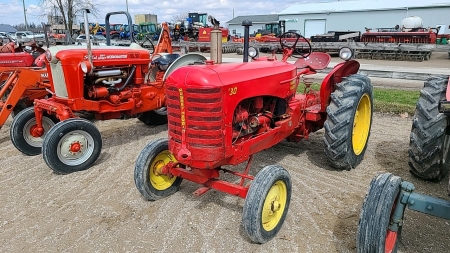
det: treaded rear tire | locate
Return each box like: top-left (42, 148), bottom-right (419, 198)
top-left (324, 74), bottom-right (373, 170)
top-left (408, 76), bottom-right (450, 181)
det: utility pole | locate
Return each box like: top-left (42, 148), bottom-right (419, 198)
top-left (22, 0), bottom-right (28, 30)
top-left (126, 0), bottom-right (129, 13)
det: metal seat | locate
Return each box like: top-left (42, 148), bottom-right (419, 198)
top-left (293, 52), bottom-right (331, 71)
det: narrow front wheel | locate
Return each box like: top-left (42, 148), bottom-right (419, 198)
top-left (242, 165), bottom-right (292, 244)
top-left (42, 118), bottom-right (102, 174)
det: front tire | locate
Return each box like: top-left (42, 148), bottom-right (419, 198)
top-left (324, 74), bottom-right (373, 170)
top-left (10, 107), bottom-right (57, 156)
top-left (134, 138), bottom-right (182, 201)
top-left (357, 173), bottom-right (403, 253)
top-left (409, 77), bottom-right (450, 181)
top-left (42, 118), bottom-right (102, 174)
top-left (242, 165), bottom-right (292, 244)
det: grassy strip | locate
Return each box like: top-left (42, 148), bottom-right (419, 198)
top-left (297, 83), bottom-right (419, 115)
top-left (373, 88), bottom-right (419, 115)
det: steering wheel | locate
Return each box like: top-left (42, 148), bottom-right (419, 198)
top-left (132, 34), bottom-right (155, 54)
top-left (279, 32), bottom-right (312, 58)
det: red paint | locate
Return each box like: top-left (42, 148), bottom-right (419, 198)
top-left (164, 44), bottom-right (361, 197)
top-left (70, 142), bottom-right (81, 152)
top-left (31, 23), bottom-right (174, 128)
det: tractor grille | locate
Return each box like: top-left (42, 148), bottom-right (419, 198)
top-left (166, 85), bottom-right (224, 148)
top-left (50, 61), bottom-right (68, 98)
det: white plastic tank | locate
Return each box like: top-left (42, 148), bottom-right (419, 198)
top-left (400, 16), bottom-right (423, 31)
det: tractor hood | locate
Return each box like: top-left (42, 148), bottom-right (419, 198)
top-left (167, 60), bottom-right (296, 88)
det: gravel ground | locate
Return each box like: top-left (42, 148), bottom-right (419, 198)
top-left (1, 112), bottom-right (450, 253)
top-left (0, 52), bottom-right (449, 252)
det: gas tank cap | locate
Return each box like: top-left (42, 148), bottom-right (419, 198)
top-left (205, 60), bottom-right (215, 65)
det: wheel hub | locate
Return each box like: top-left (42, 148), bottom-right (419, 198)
top-left (69, 142), bottom-right (81, 153)
top-left (57, 130), bottom-right (94, 166)
top-left (30, 125), bottom-right (44, 137)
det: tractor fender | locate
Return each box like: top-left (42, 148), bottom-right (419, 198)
top-left (162, 53), bottom-right (207, 81)
top-left (319, 59), bottom-right (360, 112)
top-left (34, 53), bottom-right (46, 68)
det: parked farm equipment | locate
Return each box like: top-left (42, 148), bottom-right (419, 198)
top-left (134, 20), bottom-right (374, 243)
top-left (357, 76), bottom-right (450, 252)
top-left (9, 10), bottom-right (206, 174)
top-left (0, 68), bottom-right (50, 127)
top-left (0, 35), bottom-right (51, 128)
top-left (357, 172), bottom-right (450, 253)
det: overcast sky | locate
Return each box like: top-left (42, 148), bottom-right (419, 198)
top-left (0, 0), bottom-right (336, 27)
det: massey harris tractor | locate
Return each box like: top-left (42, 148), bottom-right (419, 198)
top-left (357, 76), bottom-right (450, 253)
top-left (9, 10), bottom-right (207, 174)
top-left (134, 20), bottom-right (374, 243)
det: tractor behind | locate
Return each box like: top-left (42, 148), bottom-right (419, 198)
top-left (134, 19), bottom-right (374, 243)
top-left (9, 10), bottom-right (207, 175)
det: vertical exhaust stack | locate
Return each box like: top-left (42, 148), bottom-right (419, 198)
top-left (83, 8), bottom-right (93, 75)
top-left (242, 19), bottom-right (252, 62)
top-left (209, 15), bottom-right (222, 64)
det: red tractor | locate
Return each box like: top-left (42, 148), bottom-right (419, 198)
top-left (9, 11), bottom-right (206, 174)
top-left (134, 20), bottom-right (374, 243)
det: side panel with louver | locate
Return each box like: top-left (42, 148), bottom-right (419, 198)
top-left (50, 61), bottom-right (68, 98)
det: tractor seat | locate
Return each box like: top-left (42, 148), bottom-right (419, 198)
top-left (294, 52), bottom-right (331, 71)
top-left (153, 53), bottom-right (180, 66)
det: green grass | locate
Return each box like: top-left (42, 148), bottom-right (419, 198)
top-left (297, 83), bottom-right (419, 115)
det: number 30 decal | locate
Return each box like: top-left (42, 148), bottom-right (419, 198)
top-left (229, 87), bottom-right (237, 95)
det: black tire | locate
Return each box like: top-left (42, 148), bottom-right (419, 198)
top-left (10, 99), bottom-right (28, 118)
top-left (242, 165), bottom-right (292, 244)
top-left (324, 74), bottom-right (373, 170)
top-left (409, 77), bottom-right (450, 181)
top-left (42, 118), bottom-right (102, 174)
top-left (137, 109), bottom-right (167, 126)
top-left (10, 107), bottom-right (57, 156)
top-left (134, 138), bottom-right (182, 201)
top-left (357, 173), bottom-right (403, 253)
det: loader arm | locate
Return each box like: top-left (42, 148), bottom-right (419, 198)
top-left (151, 23), bottom-right (173, 60)
top-left (0, 68), bottom-right (50, 129)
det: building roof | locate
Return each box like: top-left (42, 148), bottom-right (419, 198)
top-left (226, 14), bottom-right (279, 25)
top-left (0, 24), bottom-right (17, 33)
top-left (279, 0), bottom-right (450, 15)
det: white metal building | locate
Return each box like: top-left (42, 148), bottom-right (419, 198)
top-left (226, 14), bottom-right (279, 37)
top-left (279, 0), bottom-right (450, 38)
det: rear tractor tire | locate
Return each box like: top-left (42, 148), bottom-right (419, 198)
top-left (324, 74), bottom-right (373, 170)
top-left (409, 76), bottom-right (450, 181)
top-left (242, 165), bottom-right (292, 243)
top-left (42, 118), bottom-right (102, 174)
top-left (357, 173), bottom-right (403, 253)
top-left (10, 107), bottom-right (58, 156)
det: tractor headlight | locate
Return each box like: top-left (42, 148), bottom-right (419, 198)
top-left (80, 61), bottom-right (92, 74)
top-left (339, 47), bottom-right (353, 61)
top-left (45, 50), bottom-right (52, 61)
top-left (248, 47), bottom-right (259, 58)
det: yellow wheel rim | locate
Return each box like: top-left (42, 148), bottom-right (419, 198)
top-left (262, 180), bottom-right (288, 231)
top-left (352, 94), bottom-right (371, 155)
top-left (149, 151), bottom-right (177, 190)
